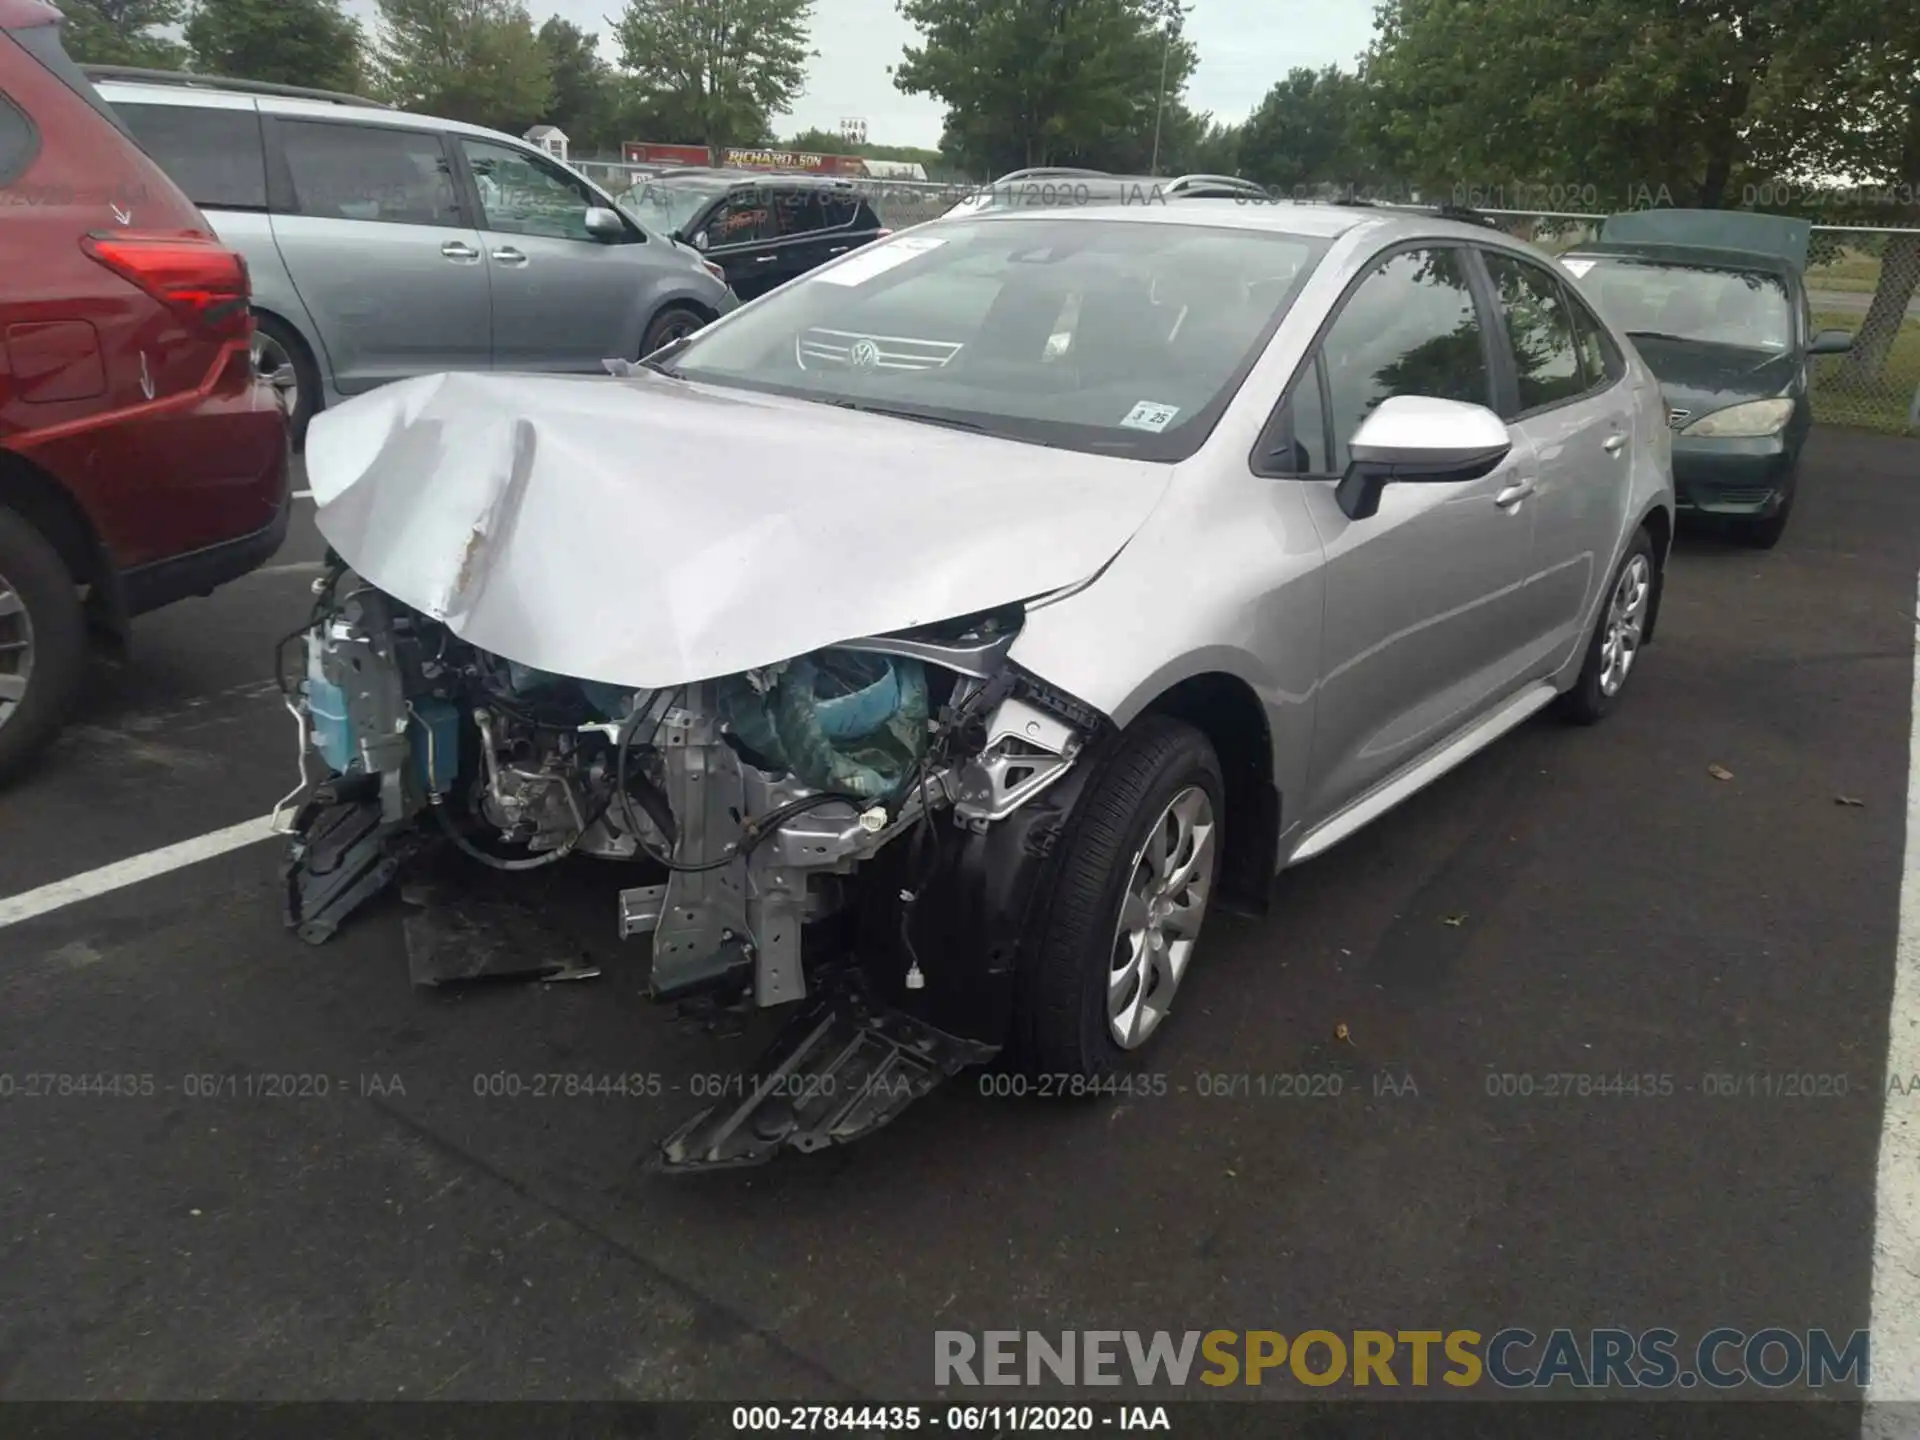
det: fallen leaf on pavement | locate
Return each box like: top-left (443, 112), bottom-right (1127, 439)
top-left (1835, 795), bottom-right (1865, 807)
top-left (1443, 913), bottom-right (1467, 927)
top-left (1334, 1022), bottom-right (1353, 1044)
top-left (1708, 764), bottom-right (1734, 781)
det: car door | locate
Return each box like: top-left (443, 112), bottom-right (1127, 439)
top-left (454, 135), bottom-right (648, 372)
top-left (263, 116), bottom-right (490, 394)
top-left (700, 187), bottom-right (789, 299)
top-left (1479, 247), bottom-right (1634, 672)
top-left (1265, 244), bottom-right (1542, 827)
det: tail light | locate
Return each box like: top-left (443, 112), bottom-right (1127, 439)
top-left (81, 230), bottom-right (253, 342)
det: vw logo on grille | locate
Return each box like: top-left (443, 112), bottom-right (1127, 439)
top-left (849, 338), bottom-right (880, 370)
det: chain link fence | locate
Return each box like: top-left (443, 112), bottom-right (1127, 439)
top-left (1475, 210), bottom-right (1920, 435)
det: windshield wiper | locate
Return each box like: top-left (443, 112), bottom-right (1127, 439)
top-left (823, 399), bottom-right (986, 433)
top-left (1624, 330), bottom-right (1698, 344)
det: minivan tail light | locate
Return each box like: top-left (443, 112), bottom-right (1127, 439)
top-left (81, 231), bottom-right (253, 341)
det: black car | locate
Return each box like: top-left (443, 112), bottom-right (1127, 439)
top-left (619, 170), bottom-right (890, 300)
top-left (1558, 210), bottom-right (1853, 549)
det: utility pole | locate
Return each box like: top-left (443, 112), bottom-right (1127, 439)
top-left (1148, 8), bottom-right (1172, 176)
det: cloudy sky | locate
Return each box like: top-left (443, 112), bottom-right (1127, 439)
top-left (341, 0), bottom-right (1378, 149)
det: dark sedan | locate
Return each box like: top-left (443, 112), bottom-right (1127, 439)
top-left (618, 171), bottom-right (890, 301)
top-left (1559, 212), bottom-right (1852, 549)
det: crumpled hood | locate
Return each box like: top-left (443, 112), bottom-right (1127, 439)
top-left (304, 370), bottom-right (1172, 689)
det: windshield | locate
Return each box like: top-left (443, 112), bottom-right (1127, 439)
top-left (1562, 256), bottom-right (1794, 351)
top-left (624, 179), bottom-right (723, 236)
top-left (661, 216), bottom-right (1329, 460)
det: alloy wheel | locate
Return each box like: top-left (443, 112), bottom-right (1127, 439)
top-left (252, 331), bottom-right (299, 417)
top-left (0, 568), bottom-right (34, 731)
top-left (1108, 785), bottom-right (1217, 1049)
top-left (1599, 553), bottom-right (1652, 697)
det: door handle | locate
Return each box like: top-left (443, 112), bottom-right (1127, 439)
top-left (490, 247), bottom-right (528, 266)
top-left (753, 254), bottom-right (778, 263)
top-left (1494, 478), bottom-right (1536, 509)
top-left (440, 240), bottom-right (480, 262)
top-left (828, 245), bottom-right (849, 254)
top-left (1603, 433), bottom-right (1627, 455)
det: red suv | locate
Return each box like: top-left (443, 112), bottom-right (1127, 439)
top-left (0, 0), bottom-right (288, 781)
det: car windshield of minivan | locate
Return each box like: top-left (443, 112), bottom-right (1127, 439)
top-left (660, 218), bottom-right (1328, 460)
top-left (1564, 257), bottom-right (1793, 351)
top-left (627, 179), bottom-right (724, 236)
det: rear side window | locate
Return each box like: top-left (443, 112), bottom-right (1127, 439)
top-left (1566, 289), bottom-right (1624, 389)
top-left (0, 87), bottom-right (36, 185)
top-left (278, 119), bottom-right (460, 226)
top-left (114, 103), bottom-right (266, 210)
top-left (5, 20), bottom-right (131, 136)
top-left (1483, 251), bottom-right (1585, 412)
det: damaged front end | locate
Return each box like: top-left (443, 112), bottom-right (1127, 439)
top-left (276, 559), bottom-right (1109, 1169)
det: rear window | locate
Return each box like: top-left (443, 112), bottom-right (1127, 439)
top-left (0, 86), bottom-right (35, 185)
top-left (278, 118), bottom-right (460, 226)
top-left (114, 102), bottom-right (266, 210)
top-left (4, 20), bottom-right (131, 136)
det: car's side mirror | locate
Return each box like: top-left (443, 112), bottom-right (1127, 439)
top-left (691, 230), bottom-right (711, 251)
top-left (1335, 395), bottom-right (1514, 522)
top-left (583, 206), bottom-right (625, 241)
top-left (1808, 328), bottom-right (1853, 356)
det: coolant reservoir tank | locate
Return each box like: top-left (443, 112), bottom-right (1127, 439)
top-left (305, 633), bottom-right (355, 775)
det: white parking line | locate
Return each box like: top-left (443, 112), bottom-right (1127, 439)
top-left (1866, 570), bottom-right (1920, 1429)
top-left (0, 814), bottom-right (279, 931)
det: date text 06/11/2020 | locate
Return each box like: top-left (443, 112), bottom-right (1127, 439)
top-left (730, 1406), bottom-right (1170, 1432)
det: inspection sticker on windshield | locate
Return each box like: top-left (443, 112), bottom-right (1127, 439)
top-left (814, 235), bottom-right (946, 286)
top-left (1560, 258), bottom-right (1597, 278)
top-left (1120, 400), bottom-right (1181, 432)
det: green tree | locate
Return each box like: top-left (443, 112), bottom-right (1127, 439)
top-left (611, 0), bottom-right (815, 156)
top-left (372, 0), bottom-right (552, 134)
top-left (1238, 67), bottom-right (1365, 196)
top-left (894, 0), bottom-right (1196, 177)
top-left (185, 0), bottom-right (364, 92)
top-left (56, 0), bottom-right (187, 68)
top-left (538, 17), bottom-right (618, 154)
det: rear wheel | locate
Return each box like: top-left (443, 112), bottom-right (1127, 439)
top-left (1013, 716), bottom-right (1225, 1076)
top-left (252, 314), bottom-right (320, 450)
top-left (0, 504), bottom-right (87, 786)
top-left (1559, 526), bottom-right (1655, 725)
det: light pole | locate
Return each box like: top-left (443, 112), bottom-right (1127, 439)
top-left (1148, 9), bottom-right (1172, 176)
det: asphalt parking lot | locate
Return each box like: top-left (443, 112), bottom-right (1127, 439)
top-left (1, 427), bottom-right (1916, 1413)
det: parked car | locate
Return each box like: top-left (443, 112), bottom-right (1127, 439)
top-left (940, 167), bottom-right (1271, 219)
top-left (88, 67), bottom-right (739, 447)
top-left (0, 3), bottom-right (288, 781)
top-left (1558, 209), bottom-right (1851, 549)
top-left (617, 169), bottom-right (891, 300)
top-left (280, 199), bottom-right (1673, 1169)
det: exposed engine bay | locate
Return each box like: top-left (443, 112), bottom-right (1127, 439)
top-left (275, 557), bottom-right (1107, 1170)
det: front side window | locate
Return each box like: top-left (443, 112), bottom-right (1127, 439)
top-left (1483, 250), bottom-right (1585, 412)
top-left (279, 120), bottom-right (460, 227)
top-left (115, 102), bottom-right (266, 210)
top-left (1319, 247), bottom-right (1492, 472)
top-left (462, 137), bottom-right (603, 240)
top-left (706, 194), bottom-right (775, 247)
top-left (663, 217), bottom-right (1330, 461)
top-left (1564, 256), bottom-right (1794, 352)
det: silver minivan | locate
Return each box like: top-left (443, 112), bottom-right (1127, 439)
top-left (90, 67), bottom-right (739, 445)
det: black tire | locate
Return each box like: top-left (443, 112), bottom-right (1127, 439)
top-left (253, 313), bottom-right (321, 451)
top-left (1733, 479), bottom-right (1795, 550)
top-left (640, 304), bottom-right (708, 359)
top-left (1558, 525), bottom-right (1657, 726)
top-left (1012, 715), bottom-right (1225, 1077)
top-left (0, 504), bottom-right (87, 786)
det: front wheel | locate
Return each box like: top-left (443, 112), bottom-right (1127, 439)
top-left (639, 305), bottom-right (707, 359)
top-left (1559, 526), bottom-right (1656, 725)
top-left (1012, 716), bottom-right (1225, 1076)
